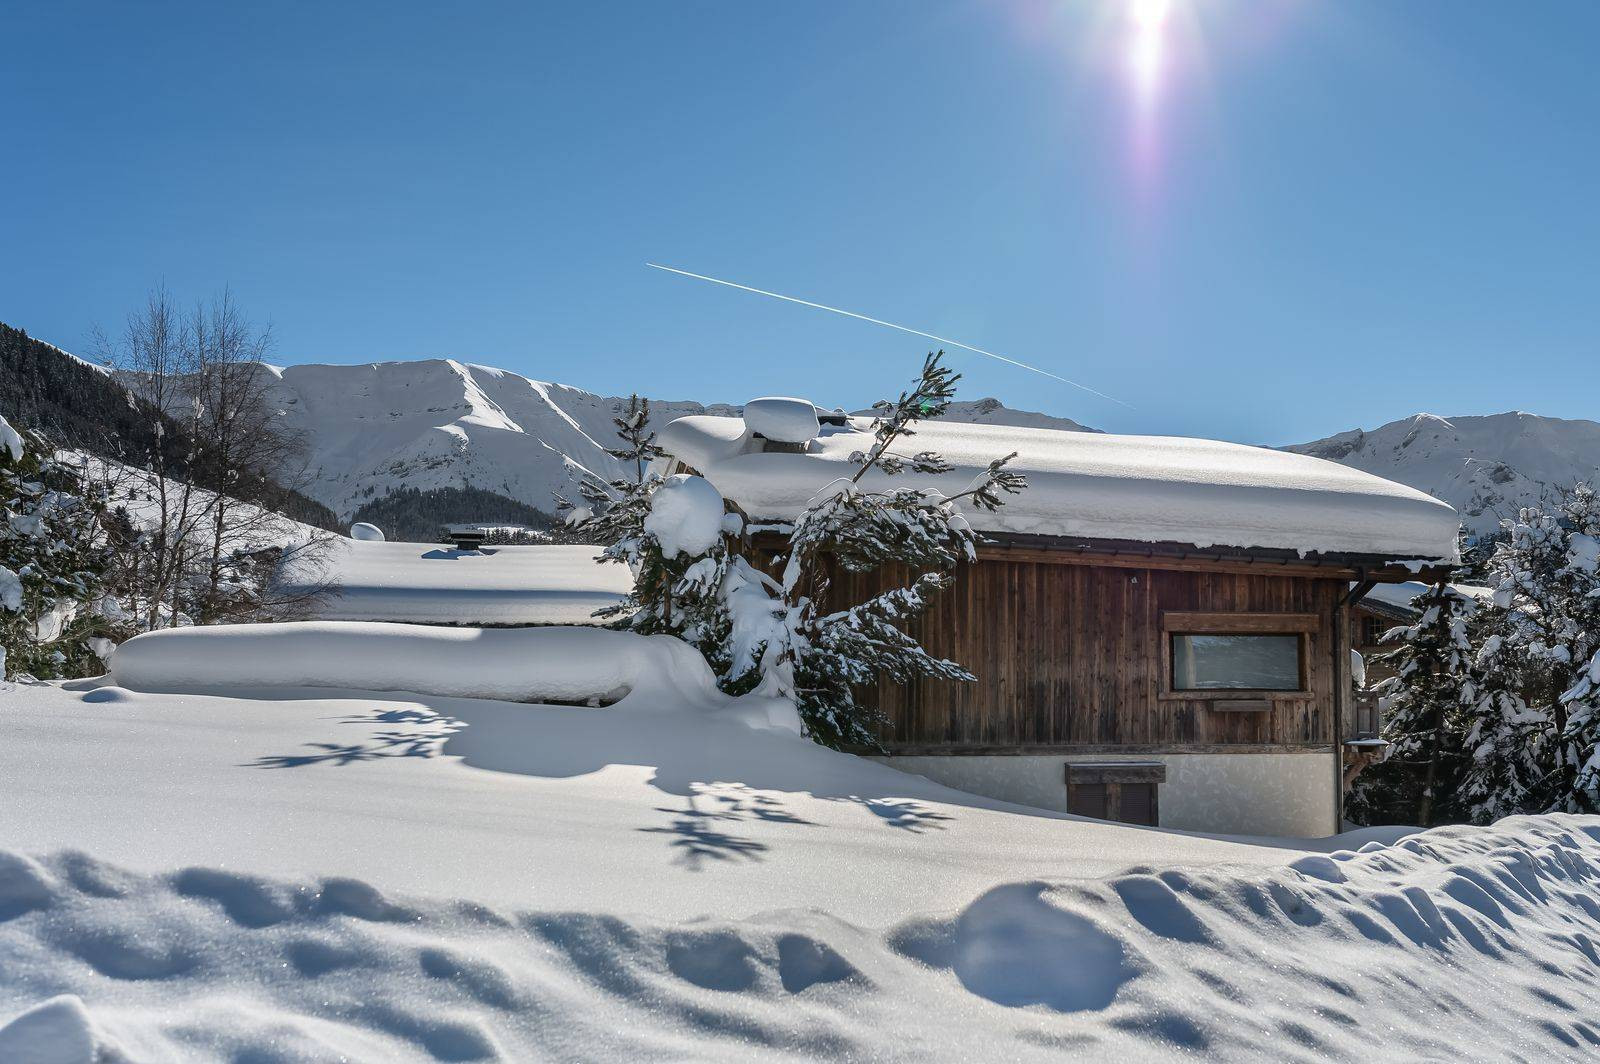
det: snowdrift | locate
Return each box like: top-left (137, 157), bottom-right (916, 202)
top-left (109, 621), bottom-right (797, 731)
top-left (4, 817), bottom-right (1600, 1061)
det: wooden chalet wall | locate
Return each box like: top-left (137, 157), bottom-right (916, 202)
top-left (827, 554), bottom-right (1347, 753)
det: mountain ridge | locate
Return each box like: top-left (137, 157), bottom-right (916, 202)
top-left (16, 326), bottom-right (1598, 541)
top-left (1286, 410), bottom-right (1600, 538)
top-left (249, 357), bottom-right (1098, 520)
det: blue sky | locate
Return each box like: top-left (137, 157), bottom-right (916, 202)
top-left (3, 1), bottom-right (1595, 444)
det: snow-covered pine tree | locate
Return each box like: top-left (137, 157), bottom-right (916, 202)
top-left (1565, 648), bottom-right (1600, 810)
top-left (1460, 484), bottom-right (1600, 817)
top-left (1354, 582), bottom-right (1475, 826)
top-left (727, 352), bottom-right (1026, 747)
top-left (1552, 483), bottom-right (1600, 811)
top-left (1459, 635), bottom-right (1553, 823)
top-left (0, 415), bottom-right (117, 681)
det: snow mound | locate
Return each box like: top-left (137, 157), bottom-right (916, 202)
top-left (109, 621), bottom-right (799, 731)
top-left (645, 474), bottom-right (726, 559)
top-left (743, 397), bottom-right (819, 444)
top-left (0, 995), bottom-right (102, 1064)
top-left (3, 816), bottom-right (1600, 1060)
top-left (349, 521), bottom-right (385, 542)
top-left (0, 414), bottom-right (24, 462)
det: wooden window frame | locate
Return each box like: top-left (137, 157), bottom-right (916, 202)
top-left (1158, 611), bottom-right (1317, 703)
top-left (1065, 762), bottom-right (1165, 825)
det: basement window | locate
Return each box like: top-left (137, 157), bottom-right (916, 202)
top-left (1065, 763), bottom-right (1164, 826)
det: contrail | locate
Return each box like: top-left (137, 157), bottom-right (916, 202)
top-left (645, 262), bottom-right (1131, 409)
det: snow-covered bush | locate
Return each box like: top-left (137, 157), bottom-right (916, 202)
top-left (0, 415), bottom-right (117, 681)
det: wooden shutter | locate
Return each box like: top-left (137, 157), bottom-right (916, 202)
top-left (1117, 782), bottom-right (1158, 826)
top-left (1065, 763), bottom-right (1165, 826)
top-left (1067, 782), bottom-right (1109, 819)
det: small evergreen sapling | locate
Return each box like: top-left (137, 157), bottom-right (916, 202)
top-left (559, 395), bottom-right (729, 650)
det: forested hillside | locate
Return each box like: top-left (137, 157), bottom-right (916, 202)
top-left (0, 322), bottom-right (340, 531)
top-left (348, 485), bottom-right (571, 543)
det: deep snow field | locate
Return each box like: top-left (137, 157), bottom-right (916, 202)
top-left (4, 641), bottom-right (1600, 1060)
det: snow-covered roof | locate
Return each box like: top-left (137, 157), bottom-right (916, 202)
top-left (281, 540), bottom-right (632, 626)
top-left (1361, 580), bottom-right (1495, 617)
top-left (657, 414), bottom-right (1462, 563)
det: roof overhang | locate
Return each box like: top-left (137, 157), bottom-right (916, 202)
top-left (973, 531), bottom-right (1454, 583)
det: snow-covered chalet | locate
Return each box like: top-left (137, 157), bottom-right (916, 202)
top-left (656, 400), bottom-right (1461, 836)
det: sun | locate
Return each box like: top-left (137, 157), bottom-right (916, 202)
top-left (1127, 0), bottom-right (1173, 106)
top-left (1129, 0), bottom-right (1172, 31)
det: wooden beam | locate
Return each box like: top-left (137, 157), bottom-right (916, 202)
top-left (861, 742), bottom-right (1337, 756)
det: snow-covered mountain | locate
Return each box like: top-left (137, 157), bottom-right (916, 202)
top-left (255, 359), bottom-right (1096, 519)
top-left (1287, 412), bottom-right (1600, 538)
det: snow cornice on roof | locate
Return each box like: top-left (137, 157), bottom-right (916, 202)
top-left (657, 414), bottom-right (1463, 568)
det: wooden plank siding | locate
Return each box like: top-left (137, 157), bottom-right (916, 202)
top-left (824, 555), bottom-right (1346, 752)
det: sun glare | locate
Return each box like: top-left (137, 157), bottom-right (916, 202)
top-left (1130, 0), bottom-right (1172, 31)
top-left (1127, 0), bottom-right (1171, 108)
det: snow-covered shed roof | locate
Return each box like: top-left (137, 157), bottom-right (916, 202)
top-left (657, 414), bottom-right (1462, 564)
top-left (1360, 580), bottom-right (1494, 620)
top-left (280, 540), bottom-right (632, 626)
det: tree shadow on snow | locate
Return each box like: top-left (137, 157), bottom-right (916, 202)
top-left (245, 708), bottom-right (464, 768)
top-left (237, 687), bottom-right (1326, 860)
top-left (240, 691), bottom-right (967, 844)
top-left (638, 792), bottom-right (777, 869)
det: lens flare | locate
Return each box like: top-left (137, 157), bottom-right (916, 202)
top-left (1128, 0), bottom-right (1171, 109)
top-left (1130, 0), bottom-right (1171, 31)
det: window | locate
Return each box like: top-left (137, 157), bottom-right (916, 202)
top-left (1171, 633), bottom-right (1302, 691)
top-left (1065, 763), bottom-right (1164, 826)
top-left (1159, 612), bottom-right (1317, 699)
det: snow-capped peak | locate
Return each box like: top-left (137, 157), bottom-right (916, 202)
top-left (1287, 411), bottom-right (1600, 538)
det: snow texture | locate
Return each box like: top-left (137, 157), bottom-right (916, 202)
top-left (1289, 411), bottom-right (1600, 540)
top-left (644, 474), bottom-right (726, 560)
top-left (742, 397), bottom-right (820, 444)
top-left (659, 415), bottom-right (1461, 561)
top-left (4, 678), bottom-right (1600, 1061)
top-left (349, 521), bottom-right (386, 542)
top-left (280, 540), bottom-right (631, 626)
top-left (109, 620), bottom-right (796, 732)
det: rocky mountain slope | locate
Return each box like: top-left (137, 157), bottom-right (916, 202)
top-left (1287, 411), bottom-right (1600, 538)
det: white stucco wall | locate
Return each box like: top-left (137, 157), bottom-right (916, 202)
top-left (869, 751), bottom-right (1338, 838)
